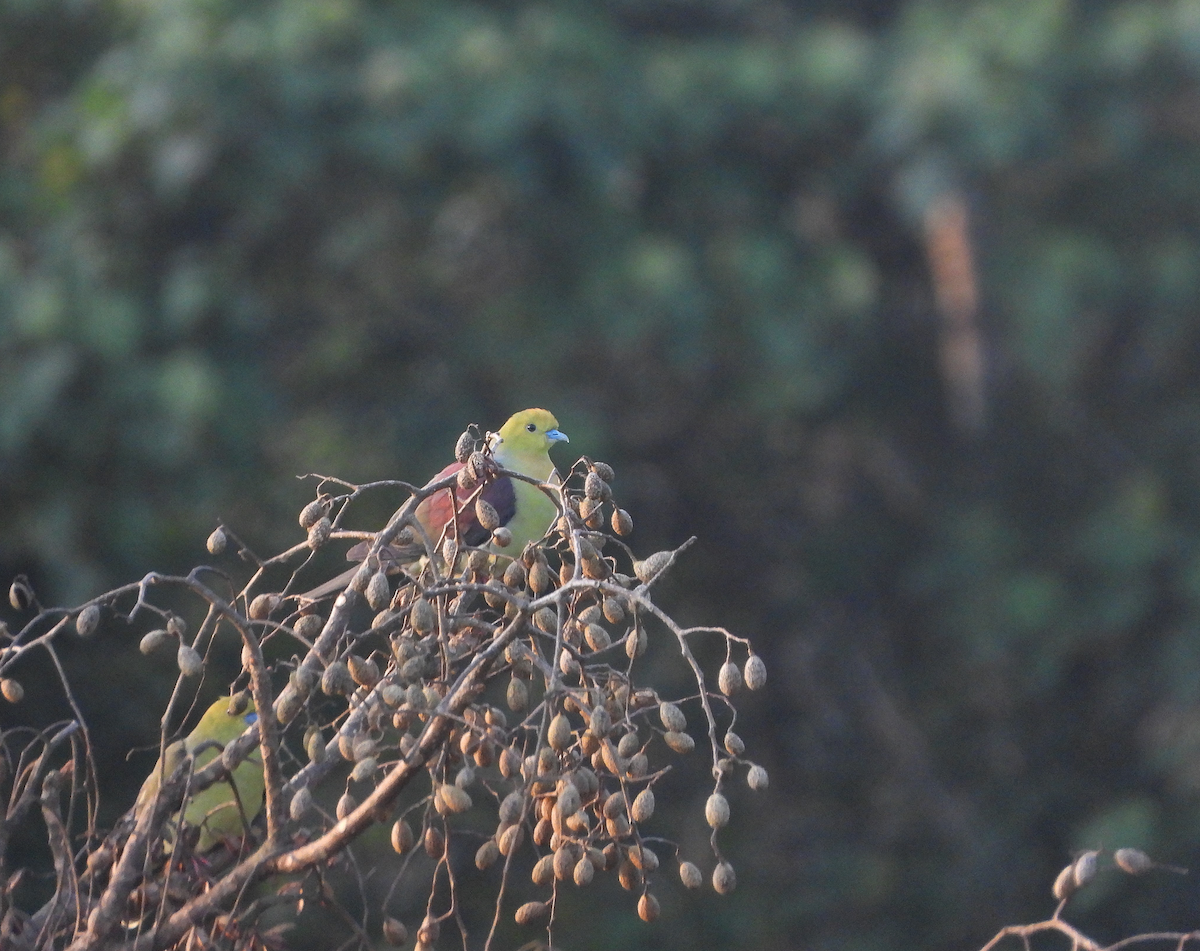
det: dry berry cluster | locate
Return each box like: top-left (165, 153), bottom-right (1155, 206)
top-left (0, 424), bottom-right (766, 950)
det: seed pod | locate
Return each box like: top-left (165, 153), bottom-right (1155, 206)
top-left (475, 498), bottom-right (501, 532)
top-left (467, 450), bottom-right (491, 479)
top-left (364, 570), bottom-right (390, 611)
top-left (530, 605), bottom-right (552, 634)
top-left (75, 605), bottom-right (101, 638)
top-left (336, 793), bottom-right (357, 820)
top-left (455, 764), bottom-right (476, 788)
top-left (289, 666), bottom-right (316, 700)
top-left (584, 471), bottom-right (606, 500)
top-left (637, 893), bottom-right (660, 923)
top-left (380, 684), bottom-right (404, 708)
top-left (383, 917), bottom-right (408, 946)
top-left (602, 596), bottom-right (626, 623)
top-left (289, 786), bottom-right (313, 820)
top-left (475, 838), bottom-right (501, 870)
top-left (410, 598), bottom-right (435, 634)
top-left (617, 860), bottom-right (642, 891)
top-left (423, 826), bottom-right (445, 858)
top-left (507, 678), bottom-right (528, 712)
top-left (249, 594), bottom-right (278, 620)
top-left (514, 901), bottom-right (549, 926)
top-left (617, 732), bottom-right (640, 758)
top-left (390, 819), bottom-right (415, 854)
top-left (744, 653), bottom-right (767, 690)
top-left (1052, 863), bottom-right (1076, 901)
top-left (529, 559), bottom-right (553, 593)
top-left (417, 915), bottom-right (440, 946)
top-left (350, 758), bottom-right (377, 783)
top-left (680, 860), bottom-right (703, 889)
top-left (490, 526), bottom-right (513, 548)
top-left (531, 854), bottom-right (555, 886)
top-left (499, 791), bottom-right (525, 824)
top-left (579, 496), bottom-right (604, 527)
top-left (625, 626), bottom-right (648, 659)
top-left (574, 855), bottom-right (595, 886)
top-left (299, 499), bottom-right (326, 529)
top-left (276, 686), bottom-right (303, 724)
top-left (554, 844), bottom-right (576, 881)
top-left (548, 713), bottom-right (572, 752)
top-left (584, 623), bottom-right (611, 651)
top-left (713, 861), bottom-right (737, 895)
top-left (1115, 847), bottom-right (1154, 874)
top-left (706, 793), bottom-right (731, 829)
top-left (457, 462), bottom-right (478, 492)
top-left (659, 702), bottom-right (687, 732)
top-left (533, 818), bottom-right (553, 845)
top-left (1073, 850), bottom-right (1099, 888)
top-left (588, 705), bottom-right (612, 737)
top-left (503, 559), bottom-right (526, 589)
top-left (601, 741), bottom-right (625, 776)
top-left (449, 428), bottom-right (475, 464)
top-left (603, 791), bottom-right (627, 820)
top-left (718, 662), bottom-right (743, 696)
top-left (611, 508), bottom-right (633, 536)
top-left (305, 729), bottom-right (326, 764)
top-left (0, 679), bottom-right (22, 703)
top-left (500, 745), bottom-right (522, 778)
top-left (724, 731), bottom-right (745, 756)
top-left (295, 614), bottom-right (323, 640)
top-left (321, 660), bottom-right (355, 696)
top-left (206, 527), bottom-right (228, 555)
top-left (347, 655), bottom-right (380, 689)
top-left (631, 688), bottom-right (657, 710)
top-left (634, 551), bottom-right (672, 584)
top-left (307, 517), bottom-right (332, 549)
top-left (177, 644), bottom-right (204, 678)
top-left (747, 764), bottom-right (769, 791)
top-left (664, 731), bottom-right (695, 754)
top-left (631, 788), bottom-right (655, 823)
top-left (442, 536), bottom-right (459, 568)
top-left (628, 845), bottom-right (659, 871)
top-left (140, 629), bottom-right (170, 655)
top-left (498, 823), bottom-right (525, 856)
top-left (350, 562), bottom-right (374, 594)
top-left (437, 784), bottom-right (473, 815)
top-left (556, 782), bottom-right (581, 818)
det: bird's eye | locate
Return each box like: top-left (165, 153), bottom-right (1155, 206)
top-left (526, 423), bottom-right (537, 433)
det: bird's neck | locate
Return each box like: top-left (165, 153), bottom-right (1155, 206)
top-left (494, 446), bottom-right (555, 482)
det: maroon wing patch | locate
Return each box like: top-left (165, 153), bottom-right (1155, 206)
top-left (417, 462), bottom-right (517, 548)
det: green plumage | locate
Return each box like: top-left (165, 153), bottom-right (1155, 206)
top-left (135, 696), bottom-right (264, 853)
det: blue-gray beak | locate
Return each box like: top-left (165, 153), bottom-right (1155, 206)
top-left (546, 429), bottom-right (569, 443)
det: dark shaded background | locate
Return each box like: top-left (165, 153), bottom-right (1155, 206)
top-left (5, 0), bottom-right (1200, 948)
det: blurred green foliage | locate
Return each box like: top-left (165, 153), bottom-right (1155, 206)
top-left (5, 0), bottom-right (1200, 948)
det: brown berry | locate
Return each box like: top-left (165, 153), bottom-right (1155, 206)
top-left (514, 901), bottom-right (549, 926)
top-left (390, 819), bottom-right (414, 854)
top-left (713, 861), bottom-right (737, 895)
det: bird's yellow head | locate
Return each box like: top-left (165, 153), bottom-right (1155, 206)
top-left (193, 695), bottom-right (258, 748)
top-left (490, 409), bottom-right (569, 461)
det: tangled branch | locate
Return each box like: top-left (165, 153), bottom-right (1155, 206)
top-left (0, 427), bottom-right (768, 950)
